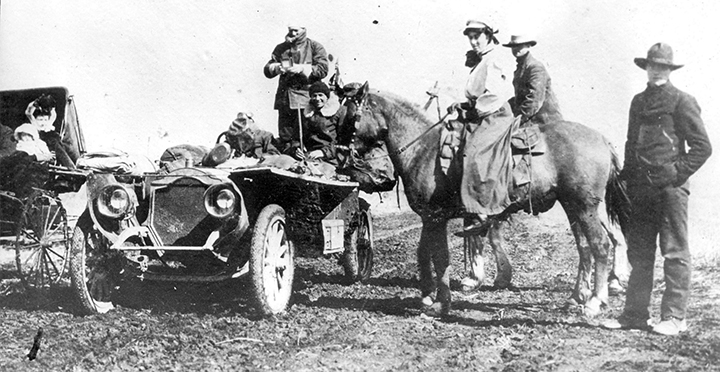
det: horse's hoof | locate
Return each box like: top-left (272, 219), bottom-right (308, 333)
top-left (583, 297), bottom-right (603, 317)
top-left (460, 277), bottom-right (481, 292)
top-left (421, 302), bottom-right (444, 317)
top-left (564, 298), bottom-right (581, 310)
top-left (420, 296), bottom-right (434, 308)
top-left (608, 279), bottom-right (626, 296)
top-left (493, 279), bottom-right (511, 290)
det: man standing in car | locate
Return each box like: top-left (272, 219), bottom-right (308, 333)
top-left (264, 25), bottom-right (329, 154)
top-left (603, 42), bottom-right (712, 335)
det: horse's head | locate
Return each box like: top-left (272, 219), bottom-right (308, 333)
top-left (338, 81), bottom-right (396, 193)
top-left (343, 81), bottom-right (388, 155)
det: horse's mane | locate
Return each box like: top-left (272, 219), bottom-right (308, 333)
top-left (368, 90), bottom-right (434, 126)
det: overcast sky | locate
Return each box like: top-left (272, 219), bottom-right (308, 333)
top-left (1, 1), bottom-right (718, 154)
top-left (1, 0), bottom-right (718, 250)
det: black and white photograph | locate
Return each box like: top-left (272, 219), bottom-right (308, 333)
top-left (1, 0), bottom-right (718, 370)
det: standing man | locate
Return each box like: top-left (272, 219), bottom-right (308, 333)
top-left (263, 25), bottom-right (328, 155)
top-left (503, 35), bottom-right (562, 125)
top-left (603, 43), bottom-right (712, 335)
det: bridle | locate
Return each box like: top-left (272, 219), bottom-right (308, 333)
top-left (345, 91), bottom-right (450, 157)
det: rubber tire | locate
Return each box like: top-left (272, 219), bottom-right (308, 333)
top-left (249, 204), bottom-right (294, 316)
top-left (69, 224), bottom-right (118, 315)
top-left (15, 191), bottom-right (70, 291)
top-left (343, 200), bottom-right (374, 282)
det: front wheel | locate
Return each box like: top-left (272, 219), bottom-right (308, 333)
top-left (249, 204), bottom-right (294, 316)
top-left (69, 223), bottom-right (121, 315)
top-left (343, 200), bottom-right (374, 282)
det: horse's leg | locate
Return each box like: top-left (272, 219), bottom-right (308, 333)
top-left (418, 217), bottom-right (451, 315)
top-left (568, 217), bottom-right (594, 307)
top-left (487, 220), bottom-right (512, 289)
top-left (461, 216), bottom-right (485, 291)
top-left (604, 222), bottom-right (629, 279)
top-left (577, 209), bottom-right (612, 317)
top-left (599, 203), bottom-right (629, 295)
top-left (418, 221), bottom-right (437, 307)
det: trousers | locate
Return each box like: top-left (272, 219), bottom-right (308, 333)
top-left (623, 182), bottom-right (691, 320)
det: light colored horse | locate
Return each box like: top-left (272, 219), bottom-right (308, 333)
top-left (347, 85), bottom-right (630, 316)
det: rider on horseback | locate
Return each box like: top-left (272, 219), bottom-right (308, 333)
top-left (448, 19), bottom-right (517, 237)
top-left (503, 34), bottom-right (563, 125)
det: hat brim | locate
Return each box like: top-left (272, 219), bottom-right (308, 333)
top-left (463, 27), bottom-right (486, 36)
top-left (502, 41), bottom-right (536, 47)
top-left (634, 58), bottom-right (683, 71)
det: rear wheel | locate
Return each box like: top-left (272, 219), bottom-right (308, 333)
top-left (15, 191), bottom-right (70, 291)
top-left (249, 204), bottom-right (294, 316)
top-left (343, 200), bottom-right (374, 282)
top-left (69, 224), bottom-right (120, 314)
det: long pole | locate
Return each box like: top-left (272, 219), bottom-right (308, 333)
top-left (296, 108), bottom-right (305, 155)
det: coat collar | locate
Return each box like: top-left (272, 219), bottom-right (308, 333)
top-left (304, 93), bottom-right (340, 117)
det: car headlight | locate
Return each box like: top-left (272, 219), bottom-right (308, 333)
top-left (97, 185), bottom-right (133, 219)
top-left (204, 184), bottom-right (238, 218)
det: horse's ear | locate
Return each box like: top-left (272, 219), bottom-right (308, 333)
top-left (359, 81), bottom-right (370, 99)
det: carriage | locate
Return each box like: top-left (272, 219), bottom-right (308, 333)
top-left (0, 86), bottom-right (88, 291)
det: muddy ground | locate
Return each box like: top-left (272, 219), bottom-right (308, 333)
top-left (1, 208), bottom-right (719, 371)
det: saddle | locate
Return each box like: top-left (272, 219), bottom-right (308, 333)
top-left (510, 124), bottom-right (545, 155)
top-left (438, 120), bottom-right (464, 175)
top-left (510, 123), bottom-right (545, 188)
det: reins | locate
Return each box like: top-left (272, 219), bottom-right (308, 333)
top-left (391, 112), bottom-right (450, 156)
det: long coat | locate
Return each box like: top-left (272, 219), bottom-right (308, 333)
top-left (623, 81), bottom-right (712, 188)
top-left (263, 37), bottom-right (328, 110)
top-left (511, 52), bottom-right (562, 124)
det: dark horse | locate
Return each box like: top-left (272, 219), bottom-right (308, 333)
top-left (347, 83), bottom-right (629, 316)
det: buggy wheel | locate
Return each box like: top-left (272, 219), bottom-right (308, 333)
top-left (15, 191), bottom-right (70, 291)
top-left (249, 204), bottom-right (294, 316)
top-left (343, 200), bottom-right (374, 282)
top-left (69, 224), bottom-right (119, 314)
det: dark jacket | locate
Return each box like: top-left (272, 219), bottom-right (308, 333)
top-left (263, 37), bottom-right (328, 110)
top-left (511, 52), bottom-right (562, 124)
top-left (233, 129), bottom-right (280, 159)
top-left (623, 82), bottom-right (712, 188)
top-left (301, 105), bottom-right (347, 164)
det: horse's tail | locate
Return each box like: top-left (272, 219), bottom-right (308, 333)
top-left (605, 145), bottom-right (631, 231)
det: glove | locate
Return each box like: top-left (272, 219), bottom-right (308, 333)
top-left (307, 149), bottom-right (324, 160)
top-left (447, 101), bottom-right (463, 114)
top-left (268, 62), bottom-right (282, 75)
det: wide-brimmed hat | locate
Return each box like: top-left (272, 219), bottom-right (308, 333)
top-left (463, 20), bottom-right (493, 36)
top-left (634, 42), bottom-right (683, 70)
top-left (502, 34), bottom-right (536, 47)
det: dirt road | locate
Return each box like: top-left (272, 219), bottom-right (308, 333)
top-left (1, 209), bottom-right (719, 371)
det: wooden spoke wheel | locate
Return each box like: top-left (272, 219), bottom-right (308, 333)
top-left (15, 191), bottom-right (70, 291)
top-left (249, 204), bottom-right (294, 316)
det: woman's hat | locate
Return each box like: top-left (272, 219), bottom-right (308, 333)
top-left (309, 81), bottom-right (330, 98)
top-left (502, 34), bottom-right (536, 47)
top-left (463, 20), bottom-right (493, 36)
top-left (634, 42), bottom-right (683, 70)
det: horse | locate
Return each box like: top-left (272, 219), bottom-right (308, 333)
top-left (346, 83), bottom-right (630, 316)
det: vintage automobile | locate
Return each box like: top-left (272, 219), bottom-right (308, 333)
top-left (70, 161), bottom-right (374, 316)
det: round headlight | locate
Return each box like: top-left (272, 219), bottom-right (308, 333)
top-left (204, 184), bottom-right (238, 218)
top-left (97, 185), bottom-right (132, 219)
